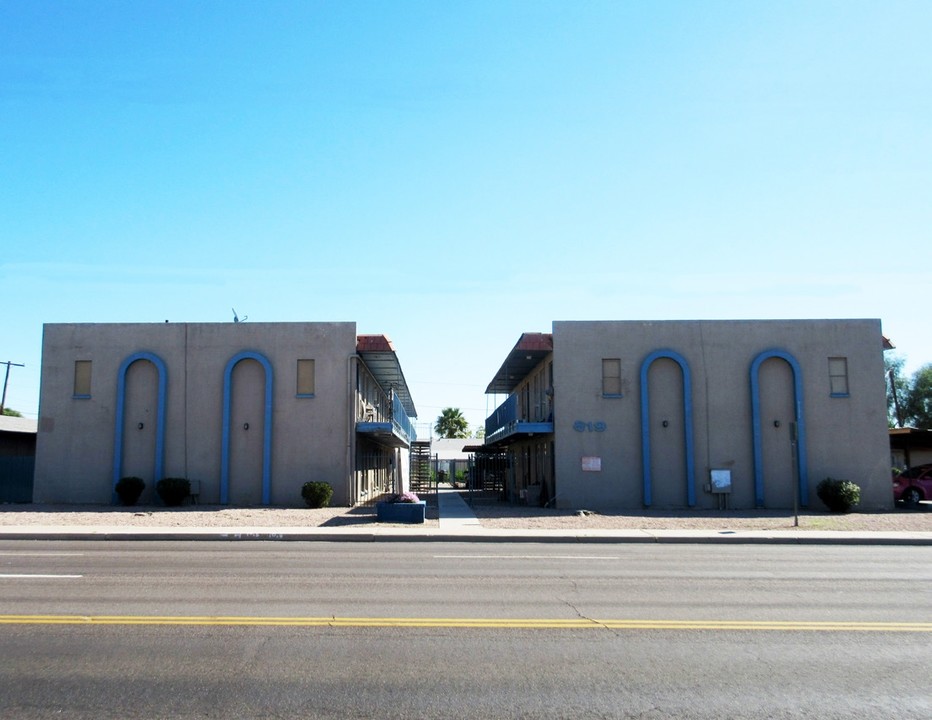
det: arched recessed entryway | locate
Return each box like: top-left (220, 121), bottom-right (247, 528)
top-left (112, 351), bottom-right (167, 503)
top-left (750, 349), bottom-right (808, 508)
top-left (639, 349), bottom-right (695, 508)
top-left (221, 351), bottom-right (273, 505)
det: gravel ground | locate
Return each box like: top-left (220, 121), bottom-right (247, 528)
top-left (467, 502), bottom-right (932, 532)
top-left (0, 504), bottom-right (388, 529)
top-left (0, 496), bottom-right (929, 532)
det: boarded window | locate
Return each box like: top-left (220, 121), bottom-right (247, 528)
top-left (296, 359), bottom-right (315, 396)
top-left (73, 360), bottom-right (92, 398)
top-left (602, 358), bottom-right (622, 396)
top-left (828, 357), bottom-right (849, 396)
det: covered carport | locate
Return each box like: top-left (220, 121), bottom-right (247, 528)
top-left (890, 428), bottom-right (932, 470)
top-left (0, 415), bottom-right (37, 503)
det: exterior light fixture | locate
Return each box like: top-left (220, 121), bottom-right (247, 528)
top-left (243, 422), bottom-right (250, 431)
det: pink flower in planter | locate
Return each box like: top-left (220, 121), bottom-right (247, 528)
top-left (393, 492), bottom-right (420, 503)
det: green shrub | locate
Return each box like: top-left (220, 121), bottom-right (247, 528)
top-left (115, 476), bottom-right (145, 506)
top-left (156, 477), bottom-right (190, 507)
top-left (301, 481), bottom-right (333, 508)
top-left (817, 477), bottom-right (861, 513)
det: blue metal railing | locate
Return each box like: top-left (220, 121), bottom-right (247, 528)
top-left (392, 390), bottom-right (417, 444)
top-left (485, 394), bottom-right (518, 439)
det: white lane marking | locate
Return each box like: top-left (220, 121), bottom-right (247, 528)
top-left (0, 574), bottom-right (83, 579)
top-left (0, 552), bottom-right (86, 557)
top-left (434, 555), bottom-right (618, 560)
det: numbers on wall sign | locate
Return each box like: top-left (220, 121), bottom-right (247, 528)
top-left (573, 421), bottom-right (607, 432)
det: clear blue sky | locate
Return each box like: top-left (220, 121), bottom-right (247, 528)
top-left (2, 1), bottom-right (930, 433)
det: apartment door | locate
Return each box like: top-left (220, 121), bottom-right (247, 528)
top-left (646, 357), bottom-right (687, 508)
top-left (758, 357), bottom-right (797, 508)
top-left (228, 358), bottom-right (266, 505)
top-left (121, 359), bottom-right (160, 501)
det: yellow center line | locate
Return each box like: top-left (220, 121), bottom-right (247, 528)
top-left (0, 615), bottom-right (930, 632)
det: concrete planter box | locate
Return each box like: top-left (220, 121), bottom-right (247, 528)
top-left (376, 500), bottom-right (426, 524)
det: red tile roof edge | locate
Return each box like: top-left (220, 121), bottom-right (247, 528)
top-left (515, 332), bottom-right (553, 351)
top-left (356, 334), bottom-right (396, 353)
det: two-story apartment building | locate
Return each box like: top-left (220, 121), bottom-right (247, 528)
top-left (33, 322), bottom-right (417, 506)
top-left (480, 320), bottom-right (893, 511)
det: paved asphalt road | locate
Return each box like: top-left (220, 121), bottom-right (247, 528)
top-left (1, 541), bottom-right (930, 719)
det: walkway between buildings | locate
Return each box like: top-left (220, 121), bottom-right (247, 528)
top-left (436, 486), bottom-right (481, 531)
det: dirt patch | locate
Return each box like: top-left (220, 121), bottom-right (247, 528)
top-left (465, 500), bottom-right (932, 532)
top-left (0, 504), bottom-right (383, 528)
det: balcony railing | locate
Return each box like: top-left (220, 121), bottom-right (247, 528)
top-left (357, 388), bottom-right (416, 447)
top-left (486, 394), bottom-right (518, 439)
top-left (392, 389), bottom-right (417, 444)
top-left (485, 394), bottom-right (552, 445)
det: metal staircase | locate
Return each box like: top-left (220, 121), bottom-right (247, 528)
top-left (409, 440), bottom-right (433, 497)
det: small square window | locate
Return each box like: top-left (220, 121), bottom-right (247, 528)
top-left (296, 359), bottom-right (315, 396)
top-left (73, 360), bottom-right (92, 398)
top-left (602, 358), bottom-right (622, 396)
top-left (828, 357), bottom-right (849, 397)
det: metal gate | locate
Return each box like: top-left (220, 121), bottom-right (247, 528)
top-left (464, 449), bottom-right (509, 504)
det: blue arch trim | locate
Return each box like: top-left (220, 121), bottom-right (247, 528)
top-left (750, 349), bottom-right (808, 508)
top-left (221, 351), bottom-right (274, 505)
top-left (639, 349), bottom-right (696, 508)
top-left (112, 351), bottom-right (168, 502)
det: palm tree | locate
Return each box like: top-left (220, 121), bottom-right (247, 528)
top-left (434, 407), bottom-right (469, 439)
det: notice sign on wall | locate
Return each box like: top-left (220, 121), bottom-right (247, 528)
top-left (581, 456), bottom-right (602, 472)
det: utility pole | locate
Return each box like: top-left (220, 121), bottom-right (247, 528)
top-left (0, 361), bottom-right (25, 415)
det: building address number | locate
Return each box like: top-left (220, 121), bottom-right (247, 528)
top-left (573, 421), bottom-right (606, 432)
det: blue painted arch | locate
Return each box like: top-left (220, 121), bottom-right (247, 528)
top-left (221, 351), bottom-right (274, 505)
top-left (112, 351), bottom-right (168, 502)
top-left (750, 349), bottom-right (808, 508)
top-left (639, 349), bottom-right (696, 508)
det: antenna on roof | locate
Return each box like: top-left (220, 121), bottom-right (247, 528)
top-left (232, 308), bottom-right (248, 323)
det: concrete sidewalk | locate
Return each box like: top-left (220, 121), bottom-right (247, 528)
top-left (437, 487), bottom-right (483, 531)
top-left (0, 488), bottom-right (929, 544)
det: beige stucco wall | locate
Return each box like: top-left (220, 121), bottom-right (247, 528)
top-left (551, 319), bottom-right (892, 511)
top-left (34, 322), bottom-right (358, 505)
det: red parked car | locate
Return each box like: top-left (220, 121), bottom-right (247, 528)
top-left (892, 464), bottom-right (932, 506)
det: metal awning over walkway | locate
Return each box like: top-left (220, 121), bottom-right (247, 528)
top-left (357, 334), bottom-right (417, 418)
top-left (485, 332), bottom-right (553, 395)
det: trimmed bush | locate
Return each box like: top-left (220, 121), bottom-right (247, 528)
top-left (115, 476), bottom-right (145, 506)
top-left (817, 477), bottom-right (861, 513)
top-left (302, 481), bottom-right (333, 508)
top-left (156, 477), bottom-right (190, 507)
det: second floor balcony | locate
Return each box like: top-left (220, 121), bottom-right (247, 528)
top-left (484, 394), bottom-right (553, 446)
top-left (356, 388), bottom-right (417, 448)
